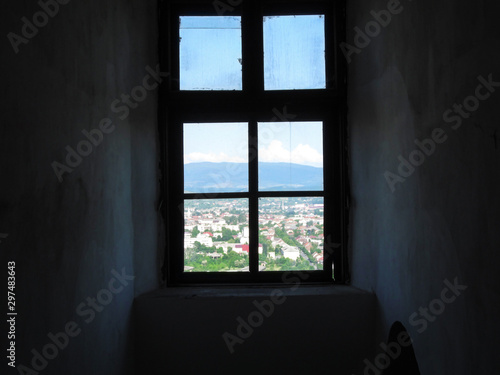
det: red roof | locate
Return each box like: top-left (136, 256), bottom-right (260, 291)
top-left (237, 244), bottom-right (262, 253)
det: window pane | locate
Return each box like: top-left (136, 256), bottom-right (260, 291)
top-left (184, 123), bottom-right (248, 193)
top-left (258, 122), bottom-right (323, 191)
top-left (180, 16), bottom-right (242, 90)
top-left (184, 199), bottom-right (250, 272)
top-left (259, 197), bottom-right (324, 271)
top-left (264, 15), bottom-right (326, 90)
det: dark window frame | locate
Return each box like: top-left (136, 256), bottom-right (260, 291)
top-left (159, 0), bottom-right (348, 286)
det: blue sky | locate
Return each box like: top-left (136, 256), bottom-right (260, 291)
top-left (181, 15), bottom-right (325, 168)
top-left (180, 16), bottom-right (242, 90)
top-left (184, 122), bottom-right (323, 168)
top-left (180, 15), bottom-right (325, 90)
top-left (264, 15), bottom-right (326, 90)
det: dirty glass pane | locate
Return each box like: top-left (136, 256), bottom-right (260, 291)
top-left (264, 15), bottom-right (326, 90)
top-left (180, 16), bottom-right (242, 90)
top-left (258, 122), bottom-right (323, 191)
top-left (184, 122), bottom-right (248, 193)
top-left (184, 199), bottom-right (250, 272)
top-left (258, 197), bottom-right (324, 271)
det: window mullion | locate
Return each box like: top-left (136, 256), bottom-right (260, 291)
top-left (242, 0), bottom-right (264, 94)
top-left (248, 119), bottom-right (259, 275)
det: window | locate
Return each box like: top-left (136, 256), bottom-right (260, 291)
top-left (159, 0), bottom-right (347, 285)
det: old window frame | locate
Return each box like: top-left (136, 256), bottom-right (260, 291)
top-left (159, 0), bottom-right (348, 286)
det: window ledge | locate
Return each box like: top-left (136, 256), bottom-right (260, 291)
top-left (136, 284), bottom-right (372, 300)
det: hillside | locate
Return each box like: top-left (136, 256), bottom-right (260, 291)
top-left (184, 162), bottom-right (323, 192)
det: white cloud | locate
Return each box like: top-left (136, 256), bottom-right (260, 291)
top-left (259, 140), bottom-right (290, 163)
top-left (259, 140), bottom-right (322, 167)
top-left (185, 141), bottom-right (323, 167)
top-left (290, 144), bottom-right (323, 166)
top-left (184, 152), bottom-right (246, 164)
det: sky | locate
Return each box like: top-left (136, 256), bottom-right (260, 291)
top-left (184, 122), bottom-right (323, 168)
top-left (180, 16), bottom-right (242, 90)
top-left (181, 15), bottom-right (325, 168)
top-left (180, 15), bottom-right (325, 90)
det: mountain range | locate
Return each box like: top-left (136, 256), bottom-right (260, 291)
top-left (184, 162), bottom-right (323, 193)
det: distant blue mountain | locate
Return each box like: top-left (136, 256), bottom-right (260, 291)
top-left (184, 162), bottom-right (323, 193)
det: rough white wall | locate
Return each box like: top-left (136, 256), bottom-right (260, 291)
top-left (0, 1), bottom-right (159, 374)
top-left (348, 0), bottom-right (500, 373)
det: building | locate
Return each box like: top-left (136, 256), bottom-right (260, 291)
top-left (184, 232), bottom-right (213, 249)
top-left (234, 244), bottom-right (263, 255)
top-left (281, 245), bottom-right (301, 261)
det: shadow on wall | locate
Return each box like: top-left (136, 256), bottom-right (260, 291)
top-left (382, 322), bottom-right (420, 375)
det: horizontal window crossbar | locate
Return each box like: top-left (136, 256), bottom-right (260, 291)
top-left (184, 191), bottom-right (325, 200)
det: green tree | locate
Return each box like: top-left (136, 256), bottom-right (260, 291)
top-left (225, 216), bottom-right (238, 225)
top-left (191, 226), bottom-right (200, 238)
top-left (275, 245), bottom-right (283, 256)
top-left (223, 251), bottom-right (244, 269)
top-left (311, 242), bottom-right (319, 253)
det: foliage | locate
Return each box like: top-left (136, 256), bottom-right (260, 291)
top-left (224, 215), bottom-right (238, 225)
top-left (191, 226), bottom-right (200, 238)
top-left (184, 250), bottom-right (248, 272)
top-left (214, 227), bottom-right (239, 242)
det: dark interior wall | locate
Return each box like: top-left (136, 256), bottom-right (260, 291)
top-left (135, 286), bottom-right (376, 375)
top-left (2, 0), bottom-right (499, 374)
top-left (348, 0), bottom-right (500, 373)
top-left (0, 1), bottom-right (159, 374)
